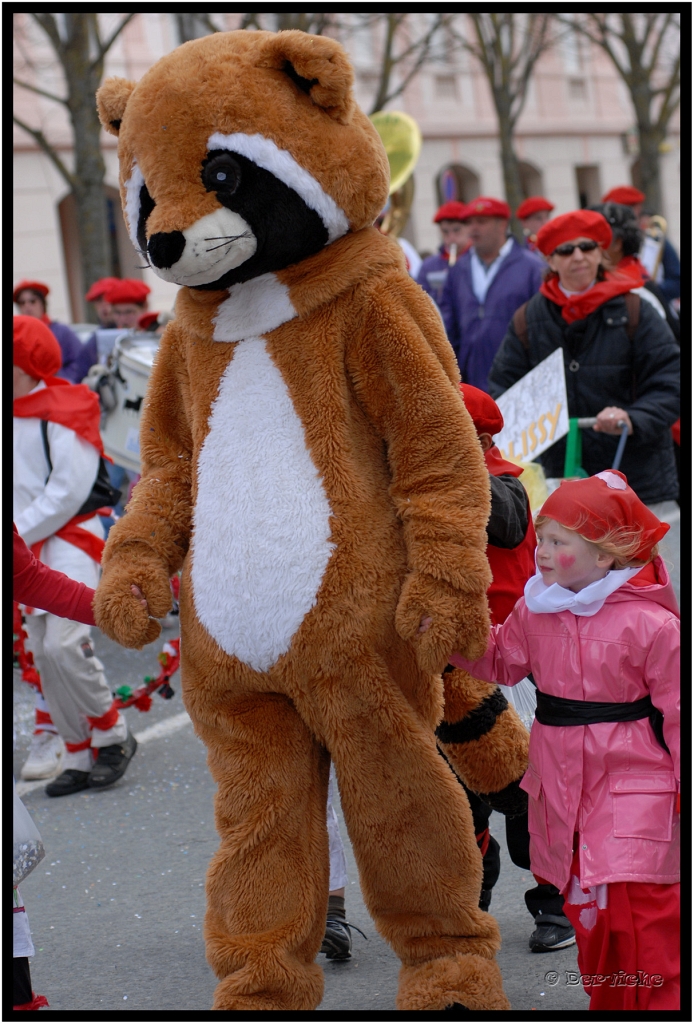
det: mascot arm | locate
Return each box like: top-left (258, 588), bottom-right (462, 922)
top-left (94, 325), bottom-right (193, 648)
top-left (437, 668), bottom-right (529, 817)
top-left (350, 276), bottom-right (492, 673)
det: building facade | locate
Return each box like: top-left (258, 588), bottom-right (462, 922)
top-left (13, 13), bottom-right (680, 324)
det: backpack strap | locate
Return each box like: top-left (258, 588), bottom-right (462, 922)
top-left (512, 301), bottom-right (529, 351)
top-left (624, 291), bottom-right (640, 341)
top-left (40, 420), bottom-right (52, 480)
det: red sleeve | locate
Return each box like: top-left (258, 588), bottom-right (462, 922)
top-left (13, 525), bottom-right (96, 626)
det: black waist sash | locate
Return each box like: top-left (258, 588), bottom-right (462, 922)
top-left (535, 690), bottom-right (654, 727)
top-left (535, 690), bottom-right (668, 751)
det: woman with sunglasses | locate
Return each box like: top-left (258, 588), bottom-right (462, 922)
top-left (488, 210), bottom-right (679, 506)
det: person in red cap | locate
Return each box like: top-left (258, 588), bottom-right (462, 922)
top-left (489, 209), bottom-right (679, 505)
top-left (13, 280), bottom-right (84, 384)
top-left (417, 201), bottom-right (472, 304)
top-left (601, 188), bottom-right (680, 302)
top-left (448, 470), bottom-right (680, 1011)
top-left (516, 197), bottom-right (555, 252)
top-left (84, 277), bottom-right (119, 328)
top-left (439, 196), bottom-right (545, 392)
top-left (103, 278), bottom-right (151, 328)
top-left (13, 316), bottom-right (137, 797)
top-left (438, 385), bottom-right (577, 951)
top-left (590, 202), bottom-right (679, 342)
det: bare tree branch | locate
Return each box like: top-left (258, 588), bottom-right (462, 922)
top-left (31, 13), bottom-right (64, 55)
top-left (13, 114), bottom-right (75, 189)
top-left (13, 76), bottom-right (69, 106)
top-left (91, 13), bottom-right (136, 68)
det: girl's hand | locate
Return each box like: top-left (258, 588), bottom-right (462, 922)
top-left (594, 407), bottom-right (633, 435)
top-left (130, 584), bottom-right (149, 612)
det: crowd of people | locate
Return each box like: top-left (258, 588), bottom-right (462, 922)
top-left (13, 182), bottom-right (680, 1011)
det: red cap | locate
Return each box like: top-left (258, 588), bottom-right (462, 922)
top-left (85, 277), bottom-right (120, 302)
top-left (13, 280), bottom-right (50, 303)
top-left (467, 196), bottom-right (511, 219)
top-left (137, 311), bottom-right (160, 331)
top-left (459, 383), bottom-right (504, 436)
top-left (538, 470), bottom-right (669, 561)
top-left (434, 201), bottom-right (470, 223)
top-left (104, 279), bottom-right (151, 305)
top-left (536, 210), bottom-right (612, 256)
top-left (13, 316), bottom-right (62, 380)
top-left (516, 196), bottom-right (554, 220)
top-left (601, 186), bottom-right (645, 206)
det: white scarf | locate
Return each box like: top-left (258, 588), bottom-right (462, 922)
top-left (470, 237), bottom-right (514, 304)
top-left (524, 565), bottom-right (643, 617)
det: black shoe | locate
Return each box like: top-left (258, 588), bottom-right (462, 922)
top-left (320, 916), bottom-right (367, 960)
top-left (88, 730), bottom-right (137, 789)
top-left (529, 913), bottom-right (576, 952)
top-left (45, 769), bottom-right (90, 798)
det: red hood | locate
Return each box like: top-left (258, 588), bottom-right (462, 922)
top-left (605, 557), bottom-right (679, 619)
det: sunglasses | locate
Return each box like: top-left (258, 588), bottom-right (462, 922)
top-left (552, 240), bottom-right (600, 257)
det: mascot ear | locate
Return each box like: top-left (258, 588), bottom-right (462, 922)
top-left (258, 31), bottom-right (355, 125)
top-left (97, 77), bottom-right (136, 136)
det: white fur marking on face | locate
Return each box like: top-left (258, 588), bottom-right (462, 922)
top-left (212, 273), bottom-right (297, 342)
top-left (191, 337), bottom-right (335, 672)
top-left (152, 208), bottom-right (257, 286)
top-left (124, 162), bottom-right (145, 249)
top-left (207, 132), bottom-right (350, 243)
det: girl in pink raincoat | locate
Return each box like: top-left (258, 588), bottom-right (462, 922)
top-left (450, 470), bottom-right (679, 1011)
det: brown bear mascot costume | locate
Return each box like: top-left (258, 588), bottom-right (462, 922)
top-left (94, 30), bottom-right (521, 1012)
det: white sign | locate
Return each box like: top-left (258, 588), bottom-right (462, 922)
top-left (494, 348), bottom-right (569, 463)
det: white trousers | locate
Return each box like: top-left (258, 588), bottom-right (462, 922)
top-left (24, 614), bottom-right (127, 753)
top-left (327, 765), bottom-right (348, 891)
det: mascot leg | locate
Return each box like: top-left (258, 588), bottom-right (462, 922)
top-left (192, 690), bottom-right (330, 1011)
top-left (309, 665), bottom-right (510, 1012)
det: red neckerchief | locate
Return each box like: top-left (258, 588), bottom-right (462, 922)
top-left (484, 445), bottom-right (523, 478)
top-left (14, 379), bottom-right (108, 568)
top-left (617, 255), bottom-right (649, 284)
top-left (540, 270), bottom-right (635, 324)
top-left (13, 377), bottom-right (107, 458)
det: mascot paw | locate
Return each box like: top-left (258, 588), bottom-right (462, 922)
top-left (94, 547), bottom-right (171, 649)
top-left (396, 573), bottom-right (490, 675)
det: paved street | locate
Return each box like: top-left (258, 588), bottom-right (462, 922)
top-left (14, 507), bottom-right (678, 1013)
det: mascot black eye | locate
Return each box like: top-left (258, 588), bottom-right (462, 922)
top-left (202, 152), bottom-right (241, 194)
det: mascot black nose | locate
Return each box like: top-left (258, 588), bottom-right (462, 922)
top-left (148, 231), bottom-right (186, 269)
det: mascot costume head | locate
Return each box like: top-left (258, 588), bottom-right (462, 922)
top-left (95, 30), bottom-right (522, 1012)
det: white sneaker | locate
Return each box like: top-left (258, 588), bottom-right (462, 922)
top-left (21, 731), bottom-right (64, 780)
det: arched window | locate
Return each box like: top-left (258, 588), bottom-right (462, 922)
top-left (436, 164), bottom-right (481, 205)
top-left (518, 161), bottom-right (544, 200)
top-left (58, 186), bottom-right (143, 322)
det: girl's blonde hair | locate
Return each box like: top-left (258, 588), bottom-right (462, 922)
top-left (534, 515), bottom-right (659, 570)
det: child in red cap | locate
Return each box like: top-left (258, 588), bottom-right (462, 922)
top-left (449, 471), bottom-right (680, 1010)
top-left (439, 386), bottom-right (576, 950)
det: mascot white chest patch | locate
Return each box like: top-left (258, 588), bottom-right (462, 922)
top-left (191, 337), bottom-right (335, 671)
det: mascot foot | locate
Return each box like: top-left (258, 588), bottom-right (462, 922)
top-left (396, 953), bottom-right (510, 1012)
top-left (211, 963), bottom-right (323, 1012)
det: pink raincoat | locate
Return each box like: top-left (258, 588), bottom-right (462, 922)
top-left (451, 557), bottom-right (680, 892)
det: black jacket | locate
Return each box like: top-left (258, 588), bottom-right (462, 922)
top-left (489, 292), bottom-right (680, 504)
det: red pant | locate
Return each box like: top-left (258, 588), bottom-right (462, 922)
top-left (562, 847), bottom-right (680, 1011)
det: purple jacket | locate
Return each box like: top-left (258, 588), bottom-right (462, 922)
top-left (49, 321), bottom-right (84, 384)
top-left (417, 245), bottom-right (466, 305)
top-left (440, 239), bottom-right (544, 392)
